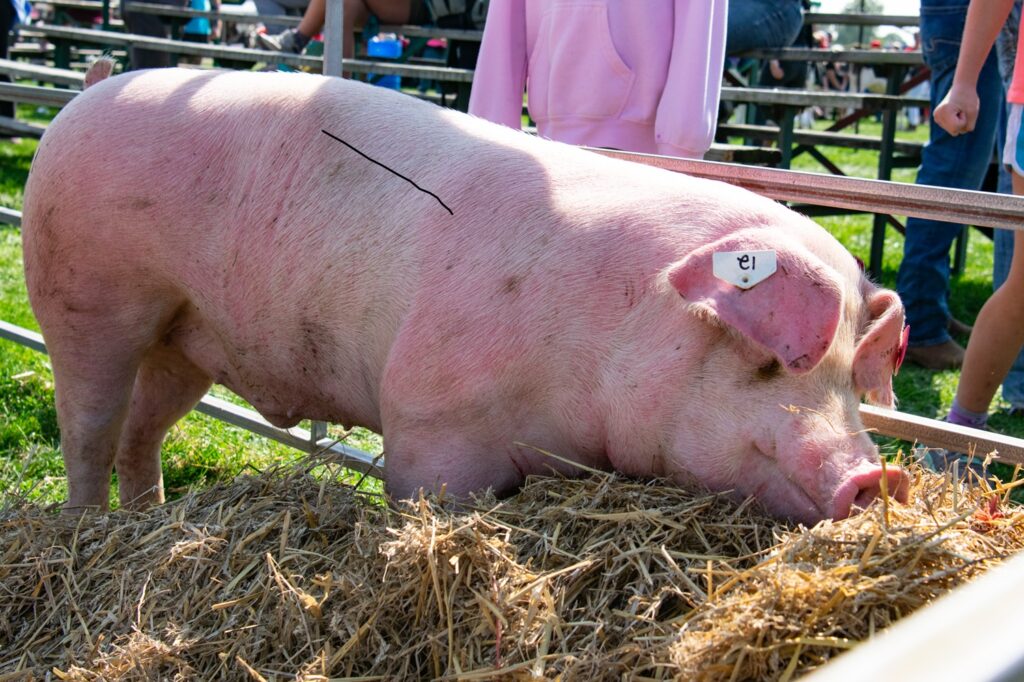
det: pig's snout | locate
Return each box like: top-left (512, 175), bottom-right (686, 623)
top-left (831, 466), bottom-right (910, 520)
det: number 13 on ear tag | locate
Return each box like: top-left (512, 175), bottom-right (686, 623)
top-left (712, 250), bottom-right (777, 290)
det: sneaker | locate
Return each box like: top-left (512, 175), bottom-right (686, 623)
top-left (921, 448), bottom-right (990, 480)
top-left (1006, 404), bottom-right (1024, 417)
top-left (258, 28), bottom-right (306, 54)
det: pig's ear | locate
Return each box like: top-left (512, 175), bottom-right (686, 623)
top-left (667, 231), bottom-right (844, 374)
top-left (852, 289), bottom-right (907, 408)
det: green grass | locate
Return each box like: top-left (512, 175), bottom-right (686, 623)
top-left (0, 113), bottom-right (1016, 508)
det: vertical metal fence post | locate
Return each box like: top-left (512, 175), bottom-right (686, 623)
top-left (868, 68), bottom-right (904, 278)
top-left (319, 0), bottom-right (343, 444)
top-left (323, 0), bottom-right (344, 77)
top-left (310, 420), bottom-right (328, 449)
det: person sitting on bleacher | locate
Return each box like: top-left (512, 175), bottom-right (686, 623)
top-left (179, 0), bottom-right (222, 64)
top-left (468, 0), bottom-right (726, 159)
top-left (124, 0), bottom-right (188, 67)
top-left (755, 0), bottom-right (815, 126)
top-left (724, 0), bottom-right (804, 56)
top-left (257, 0), bottom-right (486, 57)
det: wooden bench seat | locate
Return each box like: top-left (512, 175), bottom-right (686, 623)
top-left (122, 0), bottom-right (300, 28)
top-left (742, 47), bottom-right (923, 67)
top-left (718, 122), bottom-right (923, 159)
top-left (24, 23), bottom-right (475, 82)
top-left (720, 85), bottom-right (927, 112)
top-left (0, 81), bottom-right (77, 107)
top-left (0, 57), bottom-right (85, 86)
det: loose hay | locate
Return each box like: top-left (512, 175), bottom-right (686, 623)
top-left (1, 456), bottom-right (1022, 680)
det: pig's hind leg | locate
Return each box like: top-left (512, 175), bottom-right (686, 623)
top-left (42, 297), bottom-right (207, 512)
top-left (113, 342), bottom-right (212, 509)
top-left (47, 338), bottom-right (138, 513)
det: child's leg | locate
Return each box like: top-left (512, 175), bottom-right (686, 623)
top-left (955, 170), bottom-right (1024, 414)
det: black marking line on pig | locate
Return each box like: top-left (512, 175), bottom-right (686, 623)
top-left (321, 129), bottom-right (453, 216)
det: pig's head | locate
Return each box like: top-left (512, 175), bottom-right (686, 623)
top-left (614, 226), bottom-right (909, 526)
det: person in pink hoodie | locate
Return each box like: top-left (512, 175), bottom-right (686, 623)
top-left (467, 0), bottom-right (727, 159)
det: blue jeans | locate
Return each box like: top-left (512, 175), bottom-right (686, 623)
top-left (725, 0), bottom-right (804, 56)
top-left (896, 0), bottom-right (1003, 347)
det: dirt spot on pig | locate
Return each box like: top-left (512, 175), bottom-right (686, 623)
top-left (121, 197), bottom-right (156, 211)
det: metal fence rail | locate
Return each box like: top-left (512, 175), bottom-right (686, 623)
top-left (591, 150), bottom-right (1024, 233)
top-left (0, 319), bottom-right (383, 477)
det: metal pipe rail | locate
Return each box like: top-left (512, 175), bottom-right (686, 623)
top-left (0, 57), bottom-right (85, 86)
top-left (0, 82), bottom-right (77, 107)
top-left (0, 320), bottom-right (384, 476)
top-left (591, 150), bottom-right (1024, 233)
top-left (804, 12), bottom-right (919, 27)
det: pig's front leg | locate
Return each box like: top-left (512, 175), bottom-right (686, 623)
top-left (382, 427), bottom-right (528, 500)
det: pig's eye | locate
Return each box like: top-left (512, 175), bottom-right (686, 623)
top-left (756, 359), bottom-right (782, 381)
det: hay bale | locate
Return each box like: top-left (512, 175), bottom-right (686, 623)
top-left (1, 455), bottom-right (1021, 680)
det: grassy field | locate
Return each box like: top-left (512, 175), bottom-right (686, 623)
top-left (0, 109), bottom-right (1017, 509)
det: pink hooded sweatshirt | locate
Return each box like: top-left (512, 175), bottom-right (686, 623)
top-left (468, 0), bottom-right (727, 158)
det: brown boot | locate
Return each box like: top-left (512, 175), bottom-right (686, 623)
top-left (948, 317), bottom-right (973, 337)
top-left (904, 339), bottom-right (965, 370)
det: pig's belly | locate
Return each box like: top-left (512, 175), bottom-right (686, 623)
top-left (166, 308), bottom-right (380, 432)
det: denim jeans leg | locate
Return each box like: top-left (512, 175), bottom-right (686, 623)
top-left (725, 0), bottom-right (804, 56)
top-left (896, 1), bottom-right (1002, 347)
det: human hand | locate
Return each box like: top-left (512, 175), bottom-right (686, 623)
top-left (933, 83), bottom-right (979, 136)
top-left (769, 60), bottom-right (784, 81)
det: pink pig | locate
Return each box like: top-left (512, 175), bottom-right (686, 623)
top-left (22, 66), bottom-right (909, 523)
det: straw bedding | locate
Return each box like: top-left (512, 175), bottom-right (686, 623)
top-left (1, 455), bottom-right (1022, 681)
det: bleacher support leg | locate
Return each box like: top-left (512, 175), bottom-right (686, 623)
top-left (779, 109), bottom-right (795, 169)
top-left (54, 41), bottom-right (70, 70)
top-left (869, 72), bottom-right (904, 278)
top-left (953, 225), bottom-right (969, 275)
top-left (323, 0), bottom-right (344, 77)
top-left (310, 420), bottom-right (328, 449)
